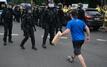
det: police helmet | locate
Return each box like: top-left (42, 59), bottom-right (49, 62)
top-left (78, 3), bottom-right (83, 8)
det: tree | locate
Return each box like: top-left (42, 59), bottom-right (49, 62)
top-left (33, 0), bottom-right (45, 5)
top-left (9, 0), bottom-right (31, 4)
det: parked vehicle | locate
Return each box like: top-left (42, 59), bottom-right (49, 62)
top-left (0, 0), bottom-right (7, 25)
top-left (84, 8), bottom-right (103, 30)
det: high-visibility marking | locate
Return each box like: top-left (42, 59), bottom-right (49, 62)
top-left (0, 33), bottom-right (19, 36)
top-left (96, 39), bottom-right (107, 42)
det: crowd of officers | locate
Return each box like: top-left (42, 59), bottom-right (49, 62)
top-left (96, 5), bottom-right (107, 29)
top-left (1, 3), bottom-right (85, 50)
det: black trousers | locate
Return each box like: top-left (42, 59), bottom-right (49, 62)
top-left (42, 26), bottom-right (55, 45)
top-left (3, 23), bottom-right (13, 42)
top-left (20, 29), bottom-right (35, 48)
top-left (72, 40), bottom-right (84, 55)
top-left (56, 26), bottom-right (62, 33)
top-left (16, 16), bottom-right (20, 23)
top-left (15, 14), bottom-right (20, 23)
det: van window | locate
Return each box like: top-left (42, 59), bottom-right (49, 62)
top-left (0, 2), bottom-right (5, 10)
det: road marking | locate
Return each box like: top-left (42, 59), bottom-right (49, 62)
top-left (41, 35), bottom-right (69, 39)
top-left (0, 33), bottom-right (19, 36)
top-left (96, 39), bottom-right (107, 42)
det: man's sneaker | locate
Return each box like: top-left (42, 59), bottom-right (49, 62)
top-left (20, 45), bottom-right (25, 50)
top-left (67, 56), bottom-right (74, 63)
top-left (32, 47), bottom-right (37, 51)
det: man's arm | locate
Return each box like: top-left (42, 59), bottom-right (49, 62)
top-left (85, 25), bottom-right (90, 40)
top-left (61, 29), bottom-right (70, 36)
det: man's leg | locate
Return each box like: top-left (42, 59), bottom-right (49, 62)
top-left (68, 54), bottom-right (87, 67)
top-left (49, 28), bottom-right (55, 45)
top-left (42, 28), bottom-right (49, 48)
top-left (3, 25), bottom-right (8, 46)
top-left (20, 35), bottom-right (29, 49)
top-left (77, 54), bottom-right (87, 67)
top-left (73, 40), bottom-right (87, 67)
top-left (30, 31), bottom-right (37, 50)
top-left (8, 24), bottom-right (13, 43)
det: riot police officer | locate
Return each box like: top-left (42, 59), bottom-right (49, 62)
top-left (14, 6), bottom-right (21, 23)
top-left (41, 5), bottom-right (57, 49)
top-left (20, 9), bottom-right (37, 50)
top-left (1, 4), bottom-right (14, 46)
top-left (0, 4), bottom-right (6, 24)
top-left (32, 5), bottom-right (40, 26)
top-left (77, 3), bottom-right (86, 22)
top-left (56, 3), bottom-right (64, 33)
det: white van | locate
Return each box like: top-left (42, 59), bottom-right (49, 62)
top-left (0, 0), bottom-right (7, 9)
top-left (0, 0), bottom-right (7, 24)
top-left (0, 0), bottom-right (7, 4)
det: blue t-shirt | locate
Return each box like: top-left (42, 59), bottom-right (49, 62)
top-left (66, 18), bottom-right (86, 41)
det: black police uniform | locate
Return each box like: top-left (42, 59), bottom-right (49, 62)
top-left (56, 8), bottom-right (64, 33)
top-left (41, 8), bottom-right (57, 48)
top-left (20, 11), bottom-right (37, 50)
top-left (14, 6), bottom-right (21, 23)
top-left (32, 7), bottom-right (40, 26)
top-left (39, 6), bottom-right (46, 28)
top-left (1, 7), bottom-right (14, 45)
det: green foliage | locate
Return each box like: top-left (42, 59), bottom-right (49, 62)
top-left (34, 0), bottom-right (45, 5)
top-left (11, 0), bottom-right (30, 4)
top-left (54, 0), bottom-right (60, 3)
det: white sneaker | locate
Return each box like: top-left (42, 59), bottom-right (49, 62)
top-left (67, 56), bottom-right (74, 63)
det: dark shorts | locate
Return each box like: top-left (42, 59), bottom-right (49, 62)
top-left (72, 40), bottom-right (84, 55)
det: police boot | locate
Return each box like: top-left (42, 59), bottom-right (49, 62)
top-left (4, 42), bottom-right (7, 46)
top-left (42, 44), bottom-right (47, 49)
top-left (3, 37), bottom-right (7, 46)
top-left (9, 40), bottom-right (13, 43)
top-left (50, 41), bottom-right (55, 46)
top-left (20, 45), bottom-right (25, 50)
top-left (8, 39), bottom-right (13, 43)
top-left (32, 47), bottom-right (37, 51)
top-left (8, 36), bottom-right (13, 43)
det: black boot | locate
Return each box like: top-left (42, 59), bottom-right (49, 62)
top-left (32, 47), bottom-right (37, 51)
top-left (50, 42), bottom-right (54, 46)
top-left (42, 44), bottom-right (47, 49)
top-left (4, 42), bottom-right (7, 46)
top-left (20, 45), bottom-right (25, 50)
top-left (8, 40), bottom-right (13, 43)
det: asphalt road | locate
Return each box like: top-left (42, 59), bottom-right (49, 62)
top-left (0, 22), bottom-right (107, 67)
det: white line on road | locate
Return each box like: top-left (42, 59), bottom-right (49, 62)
top-left (96, 39), bottom-right (107, 42)
top-left (41, 35), bottom-right (69, 39)
top-left (0, 33), bottom-right (19, 36)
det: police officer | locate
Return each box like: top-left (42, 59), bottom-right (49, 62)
top-left (0, 4), bottom-right (6, 24)
top-left (1, 4), bottom-right (14, 46)
top-left (39, 3), bottom-right (47, 28)
top-left (77, 3), bottom-right (86, 22)
top-left (20, 9), bottom-right (37, 50)
top-left (56, 3), bottom-right (64, 33)
top-left (41, 5), bottom-right (56, 49)
top-left (14, 6), bottom-right (21, 23)
top-left (32, 6), bottom-right (40, 26)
